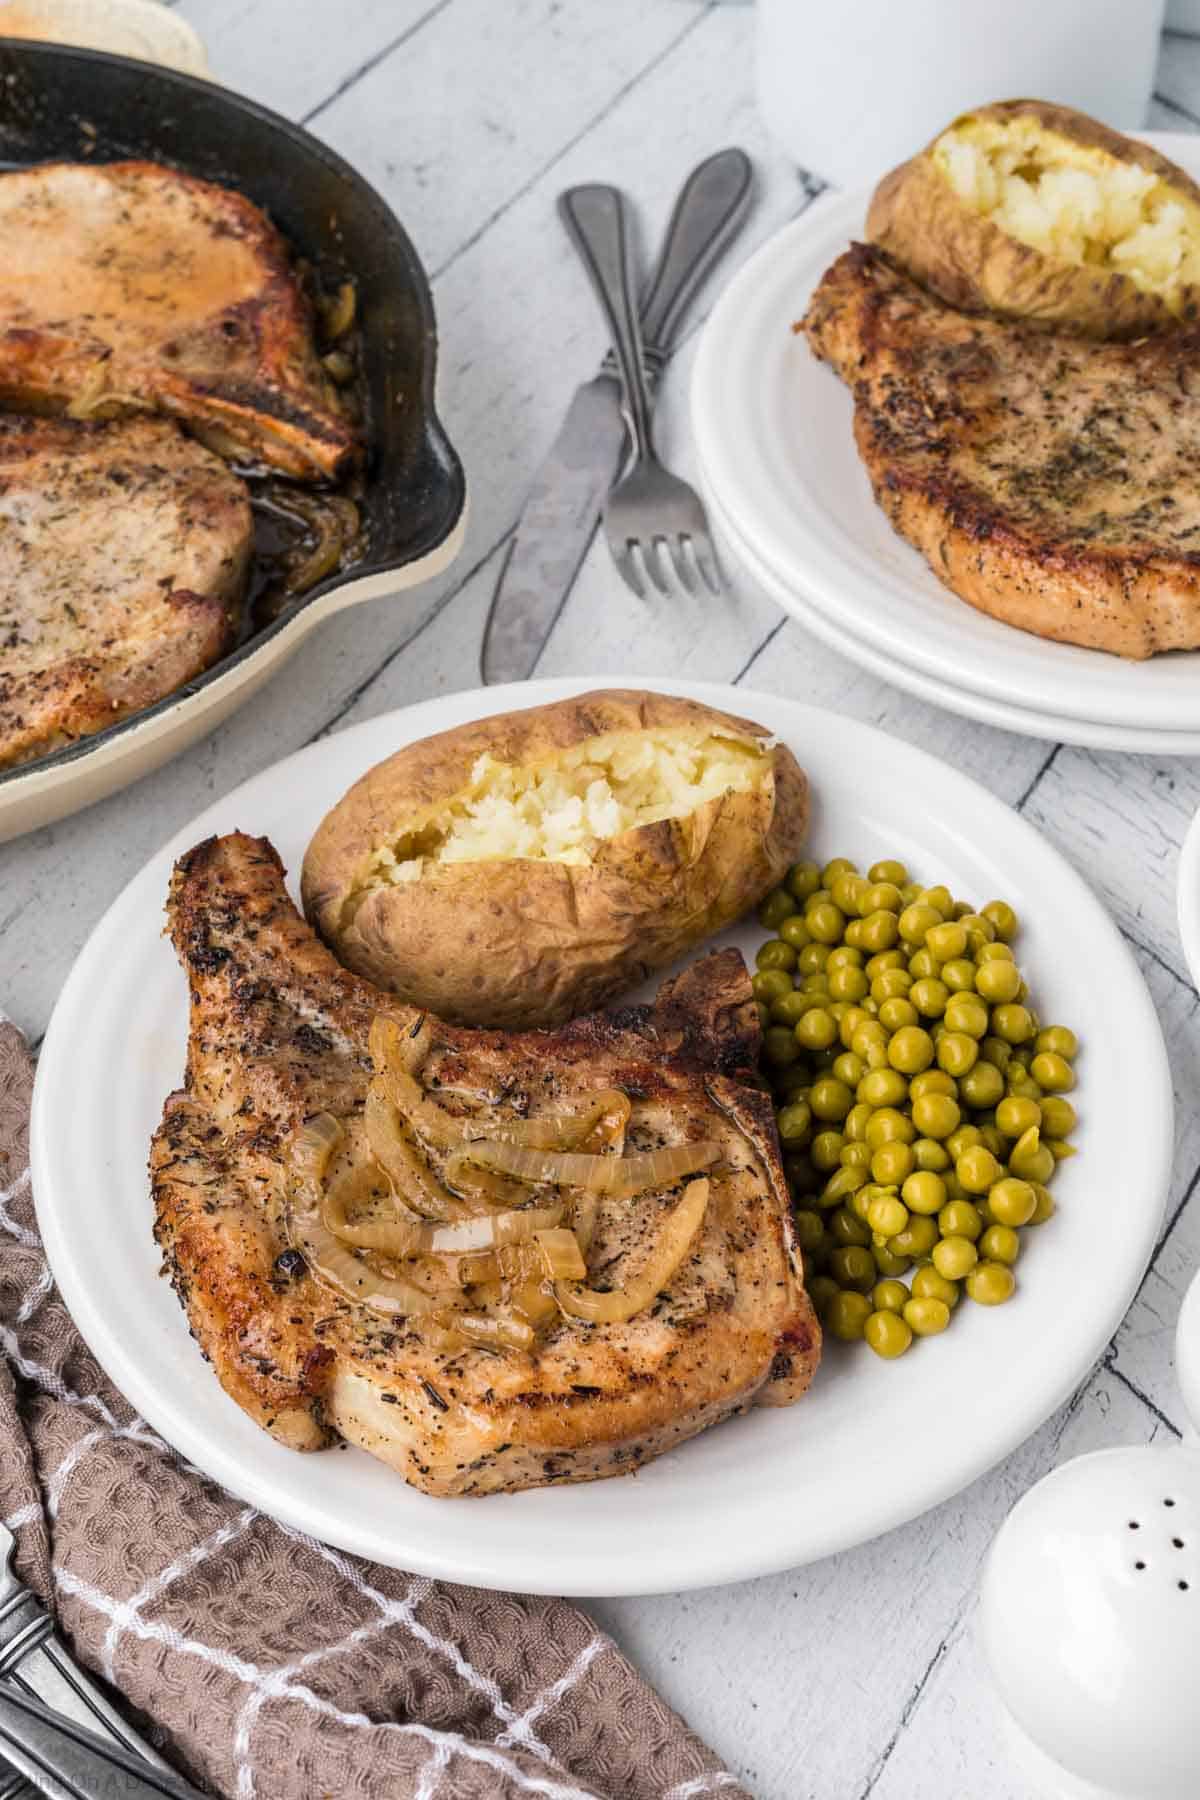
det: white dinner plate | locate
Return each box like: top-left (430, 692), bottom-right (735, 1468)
top-left (707, 477), bottom-right (1200, 756)
top-left (691, 134), bottom-right (1200, 739)
top-left (32, 678), bottom-right (1172, 1595)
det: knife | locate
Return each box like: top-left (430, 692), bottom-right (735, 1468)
top-left (481, 145), bottom-right (753, 684)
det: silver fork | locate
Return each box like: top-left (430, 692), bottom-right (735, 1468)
top-left (558, 182), bottom-right (725, 601)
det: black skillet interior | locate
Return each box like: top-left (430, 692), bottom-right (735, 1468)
top-left (0, 39), bottom-right (466, 785)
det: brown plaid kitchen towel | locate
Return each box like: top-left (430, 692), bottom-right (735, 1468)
top-left (0, 1017), bottom-right (748, 1800)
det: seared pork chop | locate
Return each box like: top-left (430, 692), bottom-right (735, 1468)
top-left (0, 414), bottom-right (252, 768)
top-left (0, 162), bottom-right (357, 481)
top-left (802, 243), bottom-right (1200, 658)
top-left (151, 832), bottom-right (818, 1497)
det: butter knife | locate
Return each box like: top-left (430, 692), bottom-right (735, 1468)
top-left (0, 1685), bottom-right (205, 1798)
top-left (0, 1523), bottom-right (168, 1773)
top-left (481, 146), bottom-right (753, 683)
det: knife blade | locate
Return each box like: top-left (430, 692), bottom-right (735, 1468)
top-left (481, 145), bottom-right (753, 684)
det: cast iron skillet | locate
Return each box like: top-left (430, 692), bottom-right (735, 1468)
top-left (0, 39), bottom-right (466, 841)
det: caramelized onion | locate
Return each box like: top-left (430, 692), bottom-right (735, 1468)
top-left (450, 1310), bottom-right (536, 1352)
top-left (512, 1281), bottom-right (559, 1327)
top-left (364, 1087), bottom-right (473, 1220)
top-left (555, 1179), bottom-right (710, 1326)
top-left (536, 1229), bottom-right (587, 1282)
top-left (423, 1204), bottom-right (564, 1255)
top-left (457, 1140), bottom-right (718, 1196)
top-left (289, 1199), bottom-right (448, 1317)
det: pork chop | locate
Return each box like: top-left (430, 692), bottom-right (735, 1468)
top-left (0, 414), bottom-right (252, 769)
top-left (801, 243), bottom-right (1200, 658)
top-left (150, 832), bottom-right (818, 1497)
top-left (0, 161), bottom-right (357, 481)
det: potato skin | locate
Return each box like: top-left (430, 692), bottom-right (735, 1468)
top-left (301, 689), bottom-right (809, 1028)
top-left (867, 99), bottom-right (1200, 340)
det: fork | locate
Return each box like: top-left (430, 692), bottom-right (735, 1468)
top-left (558, 183), bottom-right (725, 601)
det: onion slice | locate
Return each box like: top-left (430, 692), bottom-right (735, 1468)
top-left (555, 1179), bottom-right (710, 1326)
top-left (536, 1229), bottom-right (587, 1282)
top-left (423, 1204), bottom-right (564, 1255)
top-left (364, 1087), bottom-right (474, 1220)
top-left (455, 1140), bottom-right (718, 1196)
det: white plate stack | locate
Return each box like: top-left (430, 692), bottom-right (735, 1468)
top-left (691, 135), bottom-right (1200, 755)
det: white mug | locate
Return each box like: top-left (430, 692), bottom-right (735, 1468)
top-left (756, 0), bottom-right (1168, 190)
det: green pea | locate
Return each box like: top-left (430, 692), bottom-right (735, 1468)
top-left (937, 1031), bottom-right (979, 1078)
top-left (822, 1165), bottom-right (870, 1207)
top-left (911, 1264), bottom-right (960, 1310)
top-left (830, 1205), bottom-right (871, 1247)
top-left (939, 1199), bottom-right (984, 1241)
top-left (851, 1020), bottom-right (888, 1059)
top-left (944, 993), bottom-right (989, 1039)
top-left (877, 996), bottom-right (918, 1033)
top-left (865, 1107), bottom-right (916, 1148)
top-left (826, 965), bottom-right (867, 1003)
top-left (958, 912), bottom-right (997, 951)
top-left (932, 1235), bottom-right (979, 1280)
top-left (859, 1067), bottom-right (909, 1108)
top-left (899, 902), bottom-right (943, 945)
top-left (1035, 1026), bottom-right (1078, 1060)
top-left (889, 1215), bottom-right (939, 1259)
top-left (883, 1026), bottom-right (931, 1075)
top-left (863, 883), bottom-right (903, 915)
top-left (820, 857), bottom-right (856, 885)
top-left (1007, 1125), bottom-right (1054, 1184)
top-left (795, 1008), bottom-right (837, 1053)
top-left (980, 1223), bottom-right (1020, 1264)
top-left (989, 1176), bottom-right (1037, 1227)
top-left (956, 1145), bottom-right (1002, 1194)
top-left (982, 900), bottom-right (1018, 942)
top-left (941, 958), bottom-right (978, 994)
top-left (980, 1035), bottom-right (1013, 1069)
top-left (759, 888), bottom-right (795, 929)
top-left (966, 1261), bottom-right (1016, 1305)
top-left (777, 1100), bottom-right (813, 1145)
top-left (867, 1193), bottom-right (909, 1238)
top-left (770, 991), bottom-right (813, 1027)
top-left (1028, 1183), bottom-right (1056, 1225)
top-left (779, 914), bottom-right (813, 949)
top-left (1037, 1095), bottom-right (1076, 1138)
top-left (980, 1125), bottom-right (1007, 1159)
top-left (902, 1170), bottom-right (947, 1215)
top-left (840, 1141), bottom-right (873, 1171)
top-left (810, 1077), bottom-right (854, 1122)
top-left (909, 1069), bottom-right (956, 1099)
top-left (811, 1129), bottom-right (846, 1173)
top-left (925, 920), bottom-right (968, 962)
top-left (800, 972), bottom-right (830, 996)
top-left (763, 1026), bottom-right (801, 1065)
top-left (903, 1295), bottom-right (951, 1337)
top-left (992, 1003), bottom-right (1034, 1045)
top-left (912, 1136), bottom-right (951, 1172)
top-left (786, 860), bottom-right (821, 901)
top-left (976, 959), bottom-right (1022, 1004)
top-left (807, 1273), bottom-right (840, 1315)
top-left (865, 1310), bottom-right (913, 1358)
top-left (869, 860), bottom-right (908, 885)
top-left (830, 872), bottom-right (869, 916)
top-left (872, 1278), bottom-right (909, 1314)
top-left (910, 977), bottom-right (950, 1019)
top-left (866, 949), bottom-right (906, 976)
top-left (945, 1124), bottom-right (982, 1158)
top-left (829, 1246), bottom-right (876, 1292)
top-left (753, 969), bottom-right (793, 1005)
top-left (1030, 1051), bottom-right (1075, 1093)
top-left (793, 1208), bottom-right (826, 1251)
top-left (872, 1140), bottom-right (915, 1185)
top-left (873, 966), bottom-right (914, 1000)
top-left (797, 941), bottom-right (831, 976)
top-left (960, 1061), bottom-right (1004, 1109)
top-left (911, 1091), bottom-right (961, 1140)
top-left (908, 947), bottom-right (939, 980)
top-left (843, 1101), bottom-right (873, 1144)
top-left (756, 939), bottom-right (797, 972)
top-left (825, 1288), bottom-right (873, 1339)
top-left (872, 1242), bottom-right (913, 1277)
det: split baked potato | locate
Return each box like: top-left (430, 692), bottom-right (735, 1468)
top-left (867, 99), bottom-right (1200, 339)
top-left (302, 688), bottom-right (809, 1028)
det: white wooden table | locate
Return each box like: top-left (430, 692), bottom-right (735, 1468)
top-left (4, 6), bottom-right (1200, 1794)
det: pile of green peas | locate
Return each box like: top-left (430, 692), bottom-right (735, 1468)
top-left (755, 855), bottom-right (1079, 1360)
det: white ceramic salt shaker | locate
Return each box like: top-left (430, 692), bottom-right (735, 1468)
top-left (978, 1269), bottom-right (1200, 1798)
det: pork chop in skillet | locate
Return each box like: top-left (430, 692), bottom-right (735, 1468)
top-left (151, 832), bottom-right (819, 1497)
top-left (0, 414), bottom-right (252, 769)
top-left (0, 161), bottom-right (357, 481)
top-left (802, 242), bottom-right (1200, 658)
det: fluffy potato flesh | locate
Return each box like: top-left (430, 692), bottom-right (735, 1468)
top-left (934, 115), bottom-right (1200, 313)
top-left (356, 729), bottom-right (764, 897)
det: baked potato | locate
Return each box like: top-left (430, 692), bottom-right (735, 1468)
top-left (302, 689), bottom-right (809, 1028)
top-left (866, 99), bottom-right (1200, 339)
